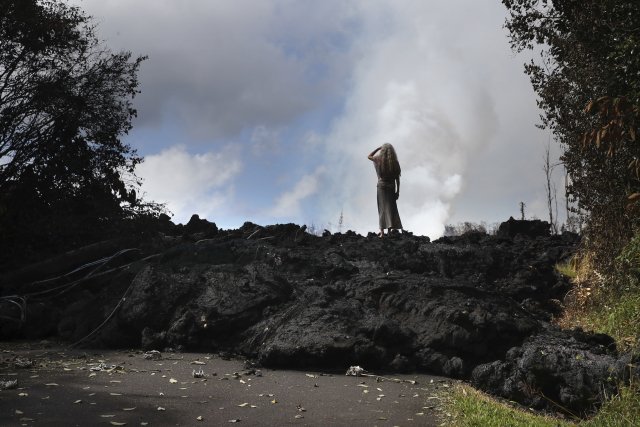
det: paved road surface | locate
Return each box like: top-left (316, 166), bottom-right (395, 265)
top-left (1, 343), bottom-right (450, 426)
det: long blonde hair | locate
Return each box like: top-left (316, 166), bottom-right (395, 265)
top-left (378, 143), bottom-right (401, 179)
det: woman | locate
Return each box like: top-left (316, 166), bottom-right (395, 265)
top-left (368, 143), bottom-right (403, 237)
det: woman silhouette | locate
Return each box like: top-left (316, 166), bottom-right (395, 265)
top-left (368, 143), bottom-right (403, 237)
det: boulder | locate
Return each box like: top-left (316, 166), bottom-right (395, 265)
top-left (496, 217), bottom-right (550, 239)
top-left (471, 328), bottom-right (622, 415)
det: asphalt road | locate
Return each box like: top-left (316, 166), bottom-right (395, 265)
top-left (1, 342), bottom-right (450, 426)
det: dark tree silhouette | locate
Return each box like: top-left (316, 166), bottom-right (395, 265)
top-left (503, 0), bottom-right (640, 270)
top-left (0, 0), bottom-right (158, 267)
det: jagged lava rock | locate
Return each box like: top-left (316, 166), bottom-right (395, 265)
top-left (471, 328), bottom-right (637, 415)
top-left (4, 218), bottom-right (637, 414)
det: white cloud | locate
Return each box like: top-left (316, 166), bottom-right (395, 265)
top-left (269, 168), bottom-right (324, 218)
top-left (70, 0), bottom-right (557, 234)
top-left (137, 145), bottom-right (241, 224)
top-left (73, 0), bottom-right (357, 140)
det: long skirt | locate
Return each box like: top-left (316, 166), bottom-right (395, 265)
top-left (377, 183), bottom-right (402, 230)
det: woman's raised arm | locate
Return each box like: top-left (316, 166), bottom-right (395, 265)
top-left (368, 146), bottom-right (381, 161)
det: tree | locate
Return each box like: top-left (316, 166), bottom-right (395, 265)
top-left (543, 140), bottom-right (559, 234)
top-left (503, 0), bottom-right (640, 270)
top-left (0, 0), bottom-right (156, 267)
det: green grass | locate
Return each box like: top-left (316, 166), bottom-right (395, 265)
top-left (444, 383), bottom-right (640, 426)
top-left (586, 384), bottom-right (640, 427)
top-left (577, 288), bottom-right (640, 350)
top-left (444, 384), bottom-right (573, 426)
top-left (556, 260), bottom-right (578, 279)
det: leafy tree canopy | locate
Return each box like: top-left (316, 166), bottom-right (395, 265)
top-left (503, 0), bottom-right (640, 270)
top-left (0, 0), bottom-right (160, 267)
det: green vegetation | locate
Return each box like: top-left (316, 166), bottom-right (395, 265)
top-left (445, 383), bottom-right (640, 427)
top-left (0, 0), bottom-right (162, 269)
top-left (563, 287), bottom-right (640, 352)
top-left (445, 384), bottom-right (571, 427)
top-left (503, 0), bottom-right (640, 272)
top-left (556, 260), bottom-right (578, 280)
top-left (561, 232), bottom-right (640, 351)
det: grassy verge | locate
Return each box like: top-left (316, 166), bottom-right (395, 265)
top-left (444, 384), bottom-right (573, 427)
top-left (444, 382), bottom-right (640, 427)
top-left (557, 247), bottom-right (640, 351)
top-left (560, 286), bottom-right (640, 351)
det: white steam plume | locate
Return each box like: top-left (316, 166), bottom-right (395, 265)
top-left (320, 2), bottom-right (502, 238)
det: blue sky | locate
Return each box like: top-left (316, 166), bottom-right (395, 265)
top-left (71, 0), bottom-right (562, 238)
